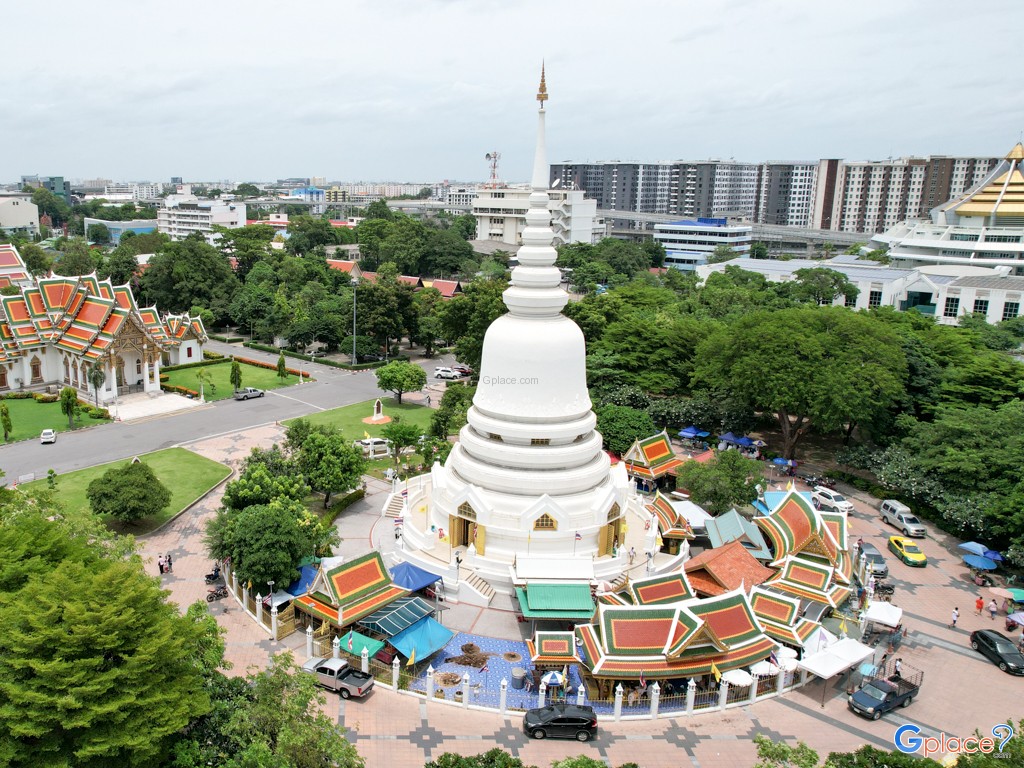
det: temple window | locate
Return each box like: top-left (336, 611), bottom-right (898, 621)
top-left (534, 513), bottom-right (557, 531)
top-left (457, 502), bottom-right (477, 521)
top-left (0, 368), bottom-right (7, 390)
top-left (63, 358), bottom-right (70, 384)
top-left (186, 347), bottom-right (193, 359)
top-left (607, 503), bottom-right (621, 522)
top-left (136, 359), bottom-right (142, 375)
top-left (530, 438), bottom-right (550, 446)
top-left (30, 359), bottom-right (42, 382)
top-left (488, 433), bottom-right (503, 442)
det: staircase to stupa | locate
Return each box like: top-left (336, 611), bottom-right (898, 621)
top-left (459, 569), bottom-right (496, 605)
top-left (383, 493), bottom-right (405, 518)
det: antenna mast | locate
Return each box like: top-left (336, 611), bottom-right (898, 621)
top-left (484, 151), bottom-right (501, 188)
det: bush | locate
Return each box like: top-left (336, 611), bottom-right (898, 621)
top-left (161, 384), bottom-right (199, 397)
top-left (324, 489), bottom-right (365, 524)
top-left (242, 342), bottom-right (404, 371)
top-left (209, 334), bottom-right (243, 343)
top-left (32, 393), bottom-right (59, 404)
top-left (0, 392), bottom-right (33, 400)
top-left (203, 350), bottom-right (225, 360)
top-left (159, 374), bottom-right (169, 383)
top-left (88, 408), bottom-right (110, 420)
top-left (233, 355), bottom-right (310, 378)
top-left (161, 358), bottom-right (225, 372)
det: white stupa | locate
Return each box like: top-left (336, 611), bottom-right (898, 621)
top-left (395, 68), bottom-right (649, 595)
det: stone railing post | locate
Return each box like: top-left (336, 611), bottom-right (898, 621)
top-left (776, 669), bottom-right (786, 694)
top-left (748, 675), bottom-right (759, 704)
top-left (242, 584), bottom-right (250, 609)
top-left (613, 683), bottom-right (624, 721)
top-left (305, 626), bottom-right (313, 659)
top-left (332, 636), bottom-right (340, 659)
top-left (576, 684), bottom-right (586, 706)
top-left (392, 657), bottom-right (401, 689)
top-left (650, 682), bottom-right (661, 718)
top-left (461, 673), bottom-right (470, 709)
top-left (426, 665), bottom-right (435, 701)
top-left (231, 569), bottom-right (238, 595)
top-left (271, 606), bottom-right (279, 639)
top-left (686, 679), bottom-right (697, 715)
top-left (718, 680), bottom-right (729, 710)
top-left (538, 682), bottom-right (547, 708)
top-left (800, 668), bottom-right (809, 685)
top-left (361, 647), bottom-right (370, 673)
top-left (255, 593), bottom-right (263, 625)
top-left (499, 678), bottom-right (508, 715)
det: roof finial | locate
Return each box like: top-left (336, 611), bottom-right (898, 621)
top-left (536, 61), bottom-right (548, 106)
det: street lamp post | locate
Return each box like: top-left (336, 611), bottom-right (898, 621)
top-left (350, 278), bottom-right (358, 365)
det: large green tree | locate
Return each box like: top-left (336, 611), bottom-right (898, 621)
top-left (59, 386), bottom-right (80, 428)
top-left (18, 242), bottom-right (53, 276)
top-left (673, 449), bottom-right (762, 514)
top-left (86, 460), bottom-right (172, 524)
top-left (0, 559), bottom-right (213, 768)
top-left (298, 431), bottom-right (367, 508)
top-left (692, 307), bottom-right (906, 457)
top-left (375, 360), bottom-right (427, 404)
top-left (139, 235), bottom-right (239, 325)
top-left (56, 237), bottom-right (97, 275)
top-left (0, 402), bottom-right (11, 442)
top-left (434, 276), bottom-right (508, 373)
top-left (382, 420), bottom-right (425, 465)
top-left (596, 404), bottom-right (655, 455)
top-left (221, 464), bottom-right (309, 512)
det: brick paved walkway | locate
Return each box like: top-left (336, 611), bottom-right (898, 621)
top-left (139, 429), bottom-right (1021, 767)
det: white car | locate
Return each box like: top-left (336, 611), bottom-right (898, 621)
top-left (811, 486), bottom-right (854, 513)
top-left (40, 429), bottom-right (57, 444)
top-left (434, 367), bottom-right (459, 380)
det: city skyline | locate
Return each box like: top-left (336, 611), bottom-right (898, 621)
top-left (4, 0), bottom-right (1022, 183)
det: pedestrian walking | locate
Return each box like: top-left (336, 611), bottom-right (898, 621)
top-left (975, 595), bottom-right (985, 615)
top-left (628, 546), bottom-right (636, 565)
top-left (892, 658), bottom-right (903, 680)
top-left (988, 599), bottom-right (998, 620)
top-left (949, 606), bottom-right (959, 628)
top-left (426, 395), bottom-right (432, 407)
top-left (157, 554), bottom-right (165, 575)
top-left (856, 537), bottom-right (864, 555)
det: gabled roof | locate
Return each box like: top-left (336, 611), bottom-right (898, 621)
top-left (630, 571), bottom-right (695, 605)
top-left (645, 492), bottom-right (693, 539)
top-left (748, 586), bottom-right (821, 647)
top-left (429, 279), bottom-right (462, 298)
top-left (763, 556), bottom-right (852, 608)
top-left (683, 540), bottom-right (775, 597)
top-left (515, 583), bottom-right (596, 620)
top-left (298, 551), bottom-right (410, 628)
top-left (705, 509), bottom-right (772, 560)
top-left (527, 631), bottom-right (582, 664)
top-left (941, 144), bottom-right (1024, 220)
top-left (623, 431), bottom-right (685, 479)
top-left (754, 490), bottom-right (841, 568)
top-left (326, 258), bottom-right (361, 276)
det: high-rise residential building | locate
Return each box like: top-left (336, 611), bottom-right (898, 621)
top-left (157, 192), bottom-right (246, 245)
top-left (756, 163), bottom-right (818, 227)
top-left (21, 175), bottom-right (72, 204)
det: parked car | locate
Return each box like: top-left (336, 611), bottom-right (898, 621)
top-left (434, 367), bottom-right (459, 380)
top-left (887, 536), bottom-right (927, 567)
top-left (848, 663), bottom-right (923, 720)
top-left (970, 629), bottom-right (1024, 675)
top-left (353, 437), bottom-right (391, 457)
top-left (858, 542), bottom-right (889, 579)
top-left (451, 365), bottom-right (473, 376)
top-left (233, 387), bottom-right (264, 400)
top-left (880, 500), bottom-right (926, 537)
top-left (300, 657), bottom-right (375, 698)
top-left (811, 486), bottom-right (854, 513)
top-left (523, 704), bottom-right (598, 742)
top-left (40, 429), bottom-right (57, 444)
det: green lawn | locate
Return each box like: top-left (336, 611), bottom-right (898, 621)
top-left (162, 361), bottom-right (310, 401)
top-left (1, 397), bottom-right (110, 443)
top-left (24, 447), bottom-right (231, 534)
top-left (284, 399), bottom-right (441, 481)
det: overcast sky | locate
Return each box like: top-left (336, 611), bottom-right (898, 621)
top-left (3, 0), bottom-right (1022, 185)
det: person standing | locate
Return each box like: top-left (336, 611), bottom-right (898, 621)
top-left (157, 555), bottom-right (166, 575)
top-left (165, 554), bottom-right (173, 573)
top-left (628, 546), bottom-right (636, 565)
top-left (949, 606), bottom-right (959, 629)
top-left (892, 658), bottom-right (902, 680)
top-left (975, 595), bottom-right (985, 615)
top-left (988, 599), bottom-right (998, 620)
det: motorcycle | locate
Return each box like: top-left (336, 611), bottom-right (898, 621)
top-left (204, 566), bottom-right (222, 584)
top-left (206, 585), bottom-right (229, 602)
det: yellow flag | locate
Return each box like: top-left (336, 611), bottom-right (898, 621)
top-left (786, 480), bottom-right (794, 491)
top-left (711, 661), bottom-right (722, 683)
top-left (839, 618), bottom-right (848, 635)
top-left (406, 646), bottom-right (416, 667)
top-left (364, 431), bottom-right (371, 440)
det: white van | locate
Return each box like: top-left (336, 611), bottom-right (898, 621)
top-left (880, 500), bottom-right (926, 537)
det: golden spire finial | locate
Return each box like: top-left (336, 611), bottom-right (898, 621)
top-left (536, 61), bottom-right (548, 106)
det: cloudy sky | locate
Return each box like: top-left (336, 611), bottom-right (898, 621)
top-left (3, 0), bottom-right (1021, 185)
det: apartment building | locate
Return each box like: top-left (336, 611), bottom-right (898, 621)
top-left (0, 197), bottom-right (40, 238)
top-left (103, 183), bottom-right (163, 201)
top-left (157, 196), bottom-right (246, 245)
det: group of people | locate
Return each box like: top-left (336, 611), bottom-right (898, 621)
top-left (157, 553), bottom-right (173, 575)
top-left (974, 595), bottom-right (1000, 620)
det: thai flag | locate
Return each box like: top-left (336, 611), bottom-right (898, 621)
top-left (394, 517), bottom-right (404, 527)
top-left (480, 661), bottom-right (488, 673)
top-left (347, 629), bottom-right (355, 651)
top-left (769, 650), bottom-right (780, 667)
top-left (639, 670), bottom-right (646, 689)
top-left (400, 489), bottom-right (408, 497)
top-left (575, 531), bottom-right (582, 541)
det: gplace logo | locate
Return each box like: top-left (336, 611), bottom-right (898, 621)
top-left (894, 723), bottom-right (1014, 758)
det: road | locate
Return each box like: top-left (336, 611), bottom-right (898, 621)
top-left (0, 341), bottom-right (455, 484)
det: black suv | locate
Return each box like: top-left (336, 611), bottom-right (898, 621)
top-left (523, 704), bottom-right (598, 742)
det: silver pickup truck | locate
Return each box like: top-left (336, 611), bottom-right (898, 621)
top-left (233, 387), bottom-right (264, 401)
top-left (301, 657), bottom-right (374, 699)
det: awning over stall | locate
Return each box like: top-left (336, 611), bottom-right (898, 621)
top-left (797, 637), bottom-right (874, 679)
top-left (389, 562), bottom-right (443, 593)
top-left (863, 601), bottom-right (903, 628)
top-left (515, 583), bottom-right (596, 621)
top-left (389, 616), bottom-right (454, 660)
top-left (358, 595), bottom-right (435, 637)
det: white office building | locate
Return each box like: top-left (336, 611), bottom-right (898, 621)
top-left (0, 197), bottom-right (40, 238)
top-left (157, 196), bottom-right (246, 244)
top-left (653, 218), bottom-right (752, 271)
top-left (473, 186), bottom-right (603, 246)
top-left (103, 183), bottom-right (163, 201)
top-left (873, 143), bottom-right (1024, 274)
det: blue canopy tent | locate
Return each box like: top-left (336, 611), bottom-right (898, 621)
top-left (719, 432), bottom-right (739, 444)
top-left (963, 554), bottom-right (998, 571)
top-left (679, 426), bottom-right (711, 439)
top-left (286, 564), bottom-right (318, 596)
top-left (389, 616), bottom-right (454, 661)
top-left (734, 436), bottom-right (755, 447)
top-left (390, 562), bottom-right (444, 593)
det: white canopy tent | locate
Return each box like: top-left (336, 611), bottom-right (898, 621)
top-left (797, 637), bottom-right (876, 707)
top-left (863, 601), bottom-right (903, 629)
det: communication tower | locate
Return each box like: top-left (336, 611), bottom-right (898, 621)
top-left (484, 151), bottom-right (501, 188)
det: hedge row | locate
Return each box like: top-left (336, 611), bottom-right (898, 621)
top-left (162, 358), bottom-right (226, 373)
top-left (161, 383), bottom-right (200, 397)
top-left (84, 405), bottom-right (111, 420)
top-left (209, 334), bottom-right (244, 343)
top-left (242, 342), bottom-right (406, 371)
top-left (233, 355), bottom-right (311, 379)
top-left (324, 488), bottom-right (366, 524)
top-left (0, 392), bottom-right (59, 403)
top-left (203, 350), bottom-right (225, 360)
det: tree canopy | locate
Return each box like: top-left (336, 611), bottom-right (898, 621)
top-left (375, 360), bottom-right (427, 404)
top-left (86, 460), bottom-right (172, 524)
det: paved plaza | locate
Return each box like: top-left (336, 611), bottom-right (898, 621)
top-left (139, 425), bottom-right (1021, 767)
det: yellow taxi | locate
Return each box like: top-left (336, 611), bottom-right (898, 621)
top-left (888, 536), bottom-right (927, 567)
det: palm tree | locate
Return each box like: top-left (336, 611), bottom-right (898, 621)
top-left (195, 368), bottom-right (214, 403)
top-left (87, 365), bottom-right (106, 407)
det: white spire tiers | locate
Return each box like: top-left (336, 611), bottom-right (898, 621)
top-left (393, 68), bottom-right (661, 595)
